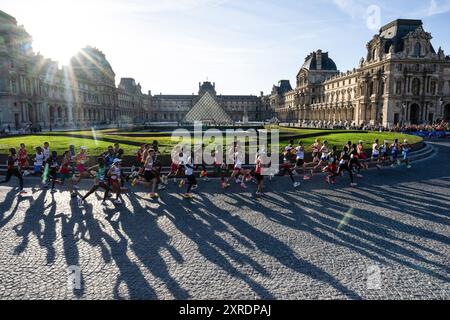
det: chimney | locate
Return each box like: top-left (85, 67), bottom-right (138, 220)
top-left (316, 50), bottom-right (322, 70)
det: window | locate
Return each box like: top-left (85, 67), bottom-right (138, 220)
top-left (11, 79), bottom-right (17, 93)
top-left (396, 80), bottom-right (402, 94)
top-left (414, 42), bottom-right (421, 57)
top-left (430, 81), bottom-right (436, 95)
top-left (412, 78), bottom-right (421, 95)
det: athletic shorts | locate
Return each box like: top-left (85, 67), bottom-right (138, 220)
top-left (186, 174), bottom-right (197, 185)
top-left (34, 165), bottom-right (42, 173)
top-left (59, 173), bottom-right (72, 180)
top-left (19, 160), bottom-right (28, 168)
top-left (372, 153), bottom-right (379, 159)
top-left (296, 158), bottom-right (304, 166)
top-left (392, 151), bottom-right (398, 159)
top-left (144, 170), bottom-right (156, 182)
top-left (255, 173), bottom-right (264, 182)
top-left (170, 163), bottom-right (178, 173)
top-left (358, 153), bottom-right (367, 160)
top-left (320, 156), bottom-right (329, 162)
top-left (76, 164), bottom-right (86, 173)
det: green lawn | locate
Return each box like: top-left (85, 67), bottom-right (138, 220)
top-left (0, 127), bottom-right (423, 156)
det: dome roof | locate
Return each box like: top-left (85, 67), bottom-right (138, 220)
top-left (302, 50), bottom-right (337, 71)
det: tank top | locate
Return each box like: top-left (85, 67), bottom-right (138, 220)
top-left (35, 153), bottom-right (44, 166)
top-left (295, 146), bottom-right (304, 159)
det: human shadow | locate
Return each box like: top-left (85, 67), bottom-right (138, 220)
top-left (102, 193), bottom-right (190, 300)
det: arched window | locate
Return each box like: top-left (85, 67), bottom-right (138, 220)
top-left (396, 80), bottom-right (402, 94)
top-left (412, 78), bottom-right (421, 95)
top-left (414, 42), bottom-right (421, 57)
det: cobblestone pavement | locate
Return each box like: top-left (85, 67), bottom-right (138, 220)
top-left (0, 142), bottom-right (449, 300)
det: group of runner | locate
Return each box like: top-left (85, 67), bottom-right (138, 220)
top-left (0, 137), bottom-right (413, 201)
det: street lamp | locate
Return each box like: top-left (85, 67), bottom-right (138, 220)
top-left (401, 102), bottom-right (407, 126)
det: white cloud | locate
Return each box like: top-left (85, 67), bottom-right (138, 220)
top-left (428, 0), bottom-right (450, 16)
top-left (332, 0), bottom-right (366, 19)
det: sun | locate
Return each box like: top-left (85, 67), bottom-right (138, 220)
top-left (22, 1), bottom-right (103, 65)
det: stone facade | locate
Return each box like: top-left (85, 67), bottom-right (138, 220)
top-left (272, 19), bottom-right (450, 127)
top-left (0, 10), bottom-right (150, 130)
top-left (148, 81), bottom-right (272, 123)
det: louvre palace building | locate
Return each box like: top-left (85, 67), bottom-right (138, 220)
top-left (271, 19), bottom-right (450, 127)
top-left (0, 10), bottom-right (271, 131)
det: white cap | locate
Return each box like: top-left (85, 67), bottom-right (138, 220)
top-left (80, 146), bottom-right (87, 150)
top-left (113, 158), bottom-right (122, 164)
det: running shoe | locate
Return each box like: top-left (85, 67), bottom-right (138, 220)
top-left (51, 188), bottom-right (57, 193)
top-left (157, 184), bottom-right (166, 190)
top-left (150, 192), bottom-right (159, 199)
top-left (19, 190), bottom-right (27, 196)
top-left (235, 179), bottom-right (242, 184)
top-left (325, 176), bottom-right (330, 184)
top-left (222, 182), bottom-right (231, 189)
top-left (192, 184), bottom-right (198, 190)
top-left (376, 164), bottom-right (382, 170)
top-left (407, 165), bottom-right (412, 169)
top-left (114, 199), bottom-right (122, 205)
top-left (293, 182), bottom-right (301, 188)
top-left (240, 183), bottom-right (247, 189)
top-left (256, 192), bottom-right (262, 197)
top-left (357, 174), bottom-right (364, 179)
top-left (179, 179), bottom-right (185, 188)
top-left (182, 193), bottom-right (193, 199)
top-left (131, 178), bottom-right (138, 187)
top-left (131, 165), bottom-right (136, 173)
top-left (350, 183), bottom-right (358, 187)
top-left (303, 175), bottom-right (311, 181)
top-left (23, 170), bottom-right (30, 176)
top-left (77, 198), bottom-right (85, 206)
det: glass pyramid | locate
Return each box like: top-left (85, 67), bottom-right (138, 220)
top-left (184, 92), bottom-right (233, 124)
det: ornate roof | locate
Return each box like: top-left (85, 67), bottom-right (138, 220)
top-left (184, 92), bottom-right (232, 124)
top-left (302, 50), bottom-right (337, 71)
top-left (378, 19), bottom-right (435, 53)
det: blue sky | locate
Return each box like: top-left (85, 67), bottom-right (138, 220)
top-left (1, 0), bottom-right (450, 95)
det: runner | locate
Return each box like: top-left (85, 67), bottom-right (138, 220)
top-left (0, 148), bottom-right (26, 195)
top-left (43, 142), bottom-right (51, 161)
top-left (255, 150), bottom-right (265, 197)
top-left (350, 143), bottom-right (364, 179)
top-left (103, 146), bottom-right (116, 170)
top-left (401, 139), bottom-right (412, 169)
top-left (371, 139), bottom-right (381, 169)
top-left (278, 146), bottom-right (301, 188)
top-left (293, 141), bottom-right (308, 180)
top-left (78, 157), bottom-right (110, 206)
top-left (33, 146), bottom-right (45, 176)
top-left (132, 149), bottom-right (160, 199)
top-left (323, 155), bottom-right (338, 185)
top-left (356, 140), bottom-right (368, 169)
top-left (224, 149), bottom-right (251, 189)
top-left (58, 151), bottom-right (74, 191)
top-left (330, 146), bottom-right (357, 187)
top-left (182, 152), bottom-right (198, 199)
top-left (310, 138), bottom-right (322, 164)
top-left (378, 140), bottom-right (390, 169)
top-left (18, 143), bottom-right (30, 176)
top-left (312, 140), bottom-right (330, 175)
top-left (72, 146), bottom-right (92, 196)
top-left (165, 145), bottom-right (182, 184)
top-left (107, 158), bottom-right (124, 204)
top-left (43, 151), bottom-right (61, 192)
top-left (390, 139), bottom-right (400, 167)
